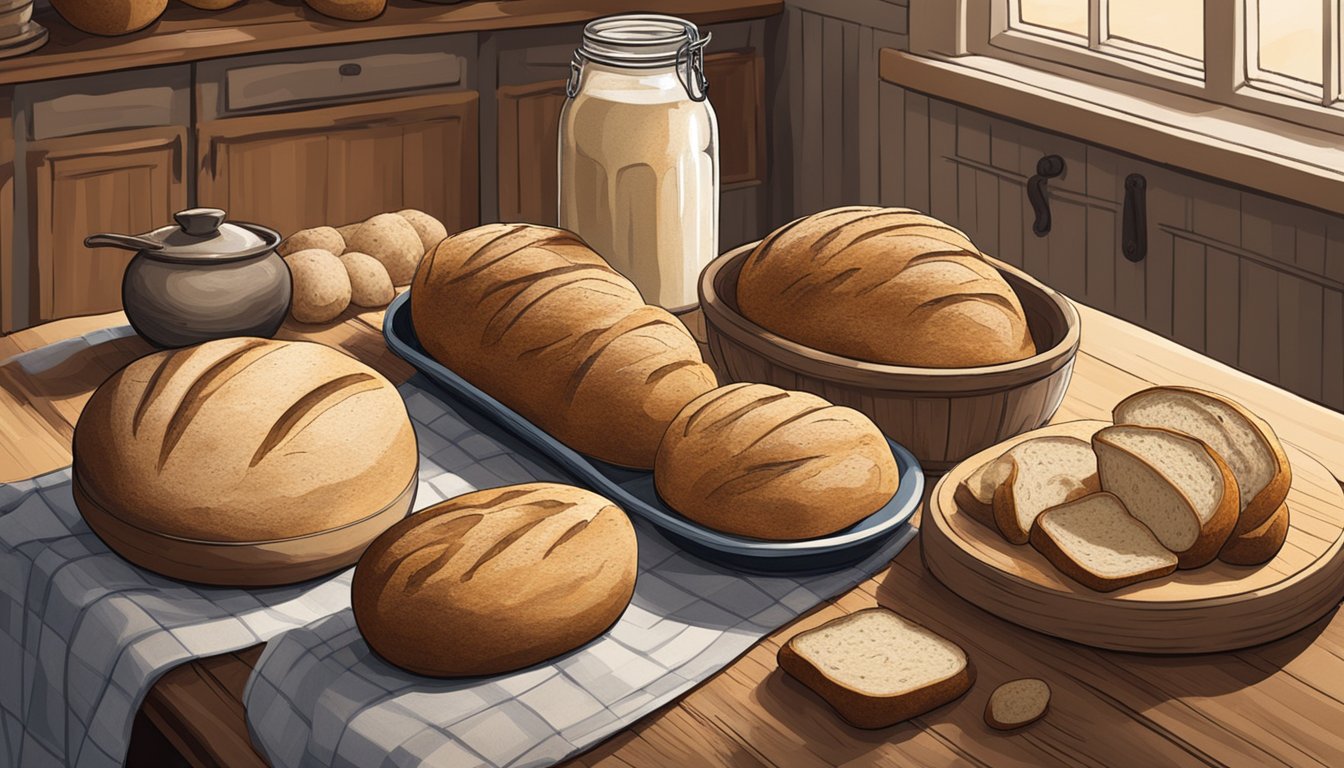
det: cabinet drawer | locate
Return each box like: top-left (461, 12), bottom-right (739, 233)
top-left (199, 37), bottom-right (473, 119)
top-left (16, 68), bottom-right (190, 141)
top-left (227, 51), bottom-right (462, 112)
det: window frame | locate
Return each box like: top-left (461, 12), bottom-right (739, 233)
top-left (914, 0), bottom-right (1344, 138)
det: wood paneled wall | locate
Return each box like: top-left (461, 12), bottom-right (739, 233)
top-left (778, 0), bottom-right (1343, 412)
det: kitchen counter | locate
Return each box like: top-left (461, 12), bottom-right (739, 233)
top-left (1, 0), bottom-right (782, 86)
top-left (3, 301), bottom-right (1344, 767)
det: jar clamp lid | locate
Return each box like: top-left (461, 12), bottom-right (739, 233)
top-left (566, 13), bottom-right (710, 102)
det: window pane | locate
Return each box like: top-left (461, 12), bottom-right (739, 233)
top-left (1018, 0), bottom-right (1088, 37)
top-left (1257, 0), bottom-right (1323, 84)
top-left (1107, 0), bottom-right (1204, 61)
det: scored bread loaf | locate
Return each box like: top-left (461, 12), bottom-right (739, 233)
top-left (1220, 502), bottom-right (1289, 565)
top-left (654, 383), bottom-right (899, 540)
top-left (993, 436), bottom-right (1100, 544)
top-left (72, 338), bottom-right (418, 585)
top-left (1112, 386), bottom-right (1291, 535)
top-left (736, 206), bottom-right (1035, 367)
top-left (1093, 425), bottom-right (1239, 569)
top-left (352, 483), bottom-right (637, 677)
top-left (1029, 493), bottom-right (1178, 592)
top-left (411, 223), bottom-right (717, 469)
top-left (778, 608), bottom-right (974, 729)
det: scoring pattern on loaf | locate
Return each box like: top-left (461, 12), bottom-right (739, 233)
top-left (411, 222), bottom-right (717, 469)
top-left (736, 206), bottom-right (1036, 368)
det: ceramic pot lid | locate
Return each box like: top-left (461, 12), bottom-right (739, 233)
top-left (139, 208), bottom-right (278, 261)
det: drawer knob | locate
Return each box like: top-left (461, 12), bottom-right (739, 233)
top-left (339, 63), bottom-right (362, 77)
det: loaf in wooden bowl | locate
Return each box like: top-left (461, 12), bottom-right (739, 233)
top-left (737, 207), bottom-right (1035, 367)
top-left (411, 222), bottom-right (717, 469)
top-left (701, 209), bottom-right (1079, 474)
top-left (655, 383), bottom-right (899, 540)
top-left (352, 483), bottom-right (637, 677)
top-left (72, 338), bottom-right (418, 586)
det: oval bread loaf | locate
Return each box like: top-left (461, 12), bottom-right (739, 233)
top-left (411, 222), bottom-right (717, 469)
top-left (654, 383), bottom-right (899, 540)
top-left (352, 483), bottom-right (638, 677)
top-left (736, 206), bottom-right (1035, 367)
top-left (72, 338), bottom-right (418, 583)
top-left (278, 226), bottom-right (345, 257)
top-left (397, 209), bottom-right (449, 253)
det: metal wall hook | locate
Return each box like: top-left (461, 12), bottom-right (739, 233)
top-left (1028, 154), bottom-right (1066, 237)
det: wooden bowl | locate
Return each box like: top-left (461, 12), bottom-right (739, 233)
top-left (699, 242), bottom-right (1081, 474)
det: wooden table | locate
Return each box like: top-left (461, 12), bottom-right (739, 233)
top-left (3, 301), bottom-right (1343, 768)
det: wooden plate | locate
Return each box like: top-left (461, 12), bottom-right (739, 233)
top-left (922, 419), bottom-right (1344, 653)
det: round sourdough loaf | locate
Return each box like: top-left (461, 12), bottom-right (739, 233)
top-left (411, 222), bottom-right (717, 469)
top-left (654, 383), bottom-right (899, 540)
top-left (352, 483), bottom-right (638, 677)
top-left (72, 337), bottom-right (418, 586)
top-left (735, 206), bottom-right (1036, 367)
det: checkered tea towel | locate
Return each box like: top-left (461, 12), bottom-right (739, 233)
top-left (0, 326), bottom-right (575, 768)
top-left (243, 504), bottom-right (912, 768)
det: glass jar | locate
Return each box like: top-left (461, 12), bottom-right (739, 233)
top-left (559, 14), bottom-right (719, 312)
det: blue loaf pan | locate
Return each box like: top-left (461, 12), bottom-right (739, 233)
top-left (383, 291), bottom-right (923, 573)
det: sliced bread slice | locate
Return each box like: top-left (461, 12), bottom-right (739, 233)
top-left (1113, 386), bottom-right (1291, 533)
top-left (1220, 502), bottom-right (1289, 566)
top-left (992, 436), bottom-right (1100, 544)
top-left (954, 454), bottom-right (1012, 529)
top-left (777, 607), bottom-right (975, 729)
top-left (1029, 492), bottom-right (1178, 591)
top-left (985, 678), bottom-right (1051, 730)
top-left (1092, 425), bottom-right (1239, 569)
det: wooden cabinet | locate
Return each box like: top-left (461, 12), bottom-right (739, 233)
top-left (197, 92), bottom-right (480, 237)
top-left (29, 127), bottom-right (187, 322)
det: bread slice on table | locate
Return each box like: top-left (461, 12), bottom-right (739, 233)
top-left (1220, 502), bottom-right (1289, 566)
top-left (1029, 493), bottom-right (1178, 592)
top-left (985, 678), bottom-right (1051, 730)
top-left (1092, 425), bottom-right (1239, 569)
top-left (992, 436), bottom-right (1100, 544)
top-left (954, 455), bottom-right (1012, 529)
top-left (1113, 386), bottom-right (1291, 535)
top-left (777, 608), bottom-right (974, 729)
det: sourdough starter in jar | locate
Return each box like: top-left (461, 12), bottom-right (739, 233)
top-left (559, 14), bottom-right (719, 312)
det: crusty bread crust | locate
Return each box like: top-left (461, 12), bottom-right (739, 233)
top-left (776, 608), bottom-right (975, 729)
top-left (1092, 425), bottom-right (1239, 569)
top-left (1220, 502), bottom-right (1289, 566)
top-left (1028, 495), bottom-right (1177, 592)
top-left (352, 483), bottom-right (637, 677)
top-left (991, 437), bottom-right (1099, 545)
top-left (654, 384), bottom-right (899, 540)
top-left (736, 206), bottom-right (1035, 368)
top-left (1113, 386), bottom-right (1291, 534)
top-left (411, 223), bottom-right (717, 469)
top-left (954, 455), bottom-right (1009, 530)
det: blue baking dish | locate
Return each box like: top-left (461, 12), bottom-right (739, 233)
top-left (383, 291), bottom-right (923, 573)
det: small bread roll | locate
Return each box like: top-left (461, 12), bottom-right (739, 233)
top-left (340, 252), bottom-right (395, 308)
top-left (396, 209), bottom-right (449, 253)
top-left (345, 213), bottom-right (425, 285)
top-left (304, 0), bottom-right (386, 21)
top-left (278, 226), bottom-right (345, 257)
top-left (336, 222), bottom-right (361, 246)
top-left (180, 0), bottom-right (243, 8)
top-left (286, 248), bottom-right (351, 323)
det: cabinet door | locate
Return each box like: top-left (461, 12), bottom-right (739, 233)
top-left (197, 92), bottom-right (479, 237)
top-left (31, 127), bottom-right (187, 322)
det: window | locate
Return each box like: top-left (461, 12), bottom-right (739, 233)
top-left (952, 1), bottom-right (1344, 134)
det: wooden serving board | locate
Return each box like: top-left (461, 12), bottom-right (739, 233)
top-left (922, 419), bottom-right (1344, 653)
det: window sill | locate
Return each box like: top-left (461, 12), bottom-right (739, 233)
top-left (879, 49), bottom-right (1344, 218)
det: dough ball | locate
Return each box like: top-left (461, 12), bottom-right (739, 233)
top-left (341, 252), bottom-right (396, 308)
top-left (335, 222), bottom-right (361, 246)
top-left (286, 248), bottom-right (351, 323)
top-left (278, 226), bottom-right (345, 257)
top-left (396, 209), bottom-right (449, 254)
top-left (345, 213), bottom-right (424, 285)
